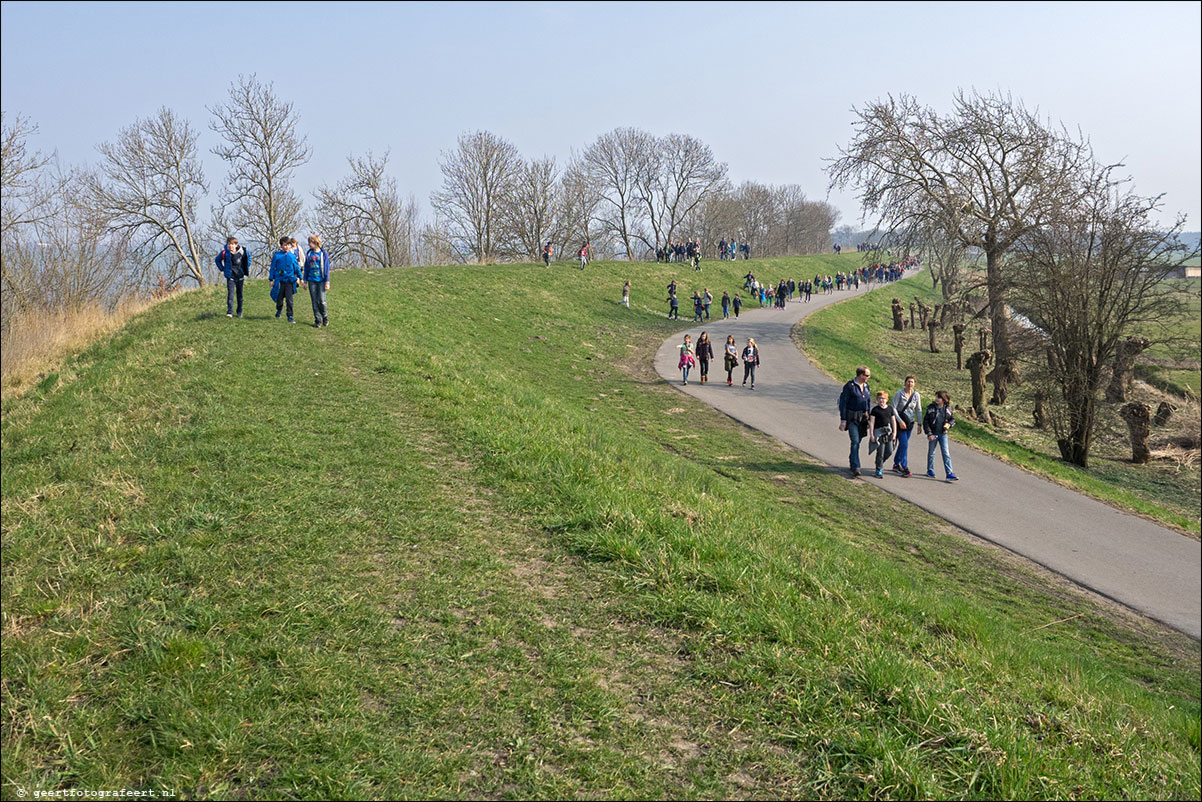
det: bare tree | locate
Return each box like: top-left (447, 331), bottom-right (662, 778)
top-left (430, 130), bottom-right (522, 263)
top-left (639, 133), bottom-right (728, 249)
top-left (1, 114), bottom-right (65, 242)
top-left (1011, 167), bottom-right (1198, 467)
top-left (3, 182), bottom-right (135, 315)
top-left (313, 151), bottom-right (414, 268)
top-left (829, 91), bottom-right (1095, 403)
top-left (556, 156), bottom-right (604, 259)
top-left (209, 75), bottom-right (311, 273)
top-left (85, 107), bottom-right (208, 286)
top-left (582, 128), bottom-right (654, 260)
top-left (506, 156), bottom-right (560, 262)
top-left (2, 113), bottom-right (66, 319)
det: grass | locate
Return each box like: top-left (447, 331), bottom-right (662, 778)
top-left (1, 294), bottom-right (169, 397)
top-left (800, 271), bottom-right (1202, 535)
top-left (2, 255), bottom-right (1200, 799)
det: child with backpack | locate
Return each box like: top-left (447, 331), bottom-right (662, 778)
top-left (269, 236), bottom-right (301, 322)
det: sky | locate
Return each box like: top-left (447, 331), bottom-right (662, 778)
top-left (2, 0), bottom-right (1200, 231)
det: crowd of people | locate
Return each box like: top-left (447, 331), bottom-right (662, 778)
top-left (677, 332), bottom-right (761, 389)
top-left (838, 366), bottom-right (958, 481)
top-left (661, 255), bottom-right (951, 482)
top-left (214, 234), bottom-right (332, 327)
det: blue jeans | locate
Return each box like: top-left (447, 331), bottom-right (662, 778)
top-left (927, 434), bottom-right (953, 475)
top-left (894, 426), bottom-right (912, 469)
top-left (681, 365), bottom-right (691, 382)
top-left (308, 281), bottom-right (328, 324)
top-left (847, 421), bottom-right (865, 470)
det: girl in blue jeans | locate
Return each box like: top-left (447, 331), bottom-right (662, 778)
top-left (890, 375), bottom-right (921, 477)
top-left (922, 390), bottom-right (958, 481)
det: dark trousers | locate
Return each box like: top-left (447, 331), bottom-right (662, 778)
top-left (743, 362), bottom-right (756, 385)
top-left (698, 358), bottom-right (709, 379)
top-left (226, 278), bottom-right (244, 315)
top-left (276, 282), bottom-right (295, 318)
top-left (668, 305), bottom-right (678, 319)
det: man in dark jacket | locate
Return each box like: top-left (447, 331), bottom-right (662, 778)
top-left (215, 236), bottom-right (251, 318)
top-left (837, 365), bottom-right (873, 477)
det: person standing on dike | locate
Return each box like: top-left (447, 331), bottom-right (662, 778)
top-left (723, 335), bottom-right (739, 385)
top-left (695, 331), bottom-right (714, 384)
top-left (621, 279), bottom-right (630, 309)
top-left (678, 334), bottom-right (696, 385)
top-left (215, 235), bottom-right (251, 318)
top-left (890, 375), bottom-right (921, 477)
top-left (741, 337), bottom-right (760, 389)
top-left (837, 365), bottom-right (872, 478)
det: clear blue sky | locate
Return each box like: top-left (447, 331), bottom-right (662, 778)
top-left (2, 1), bottom-right (1199, 229)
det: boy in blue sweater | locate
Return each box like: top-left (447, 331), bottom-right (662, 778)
top-left (303, 235), bottom-right (331, 327)
top-left (269, 236), bottom-right (301, 322)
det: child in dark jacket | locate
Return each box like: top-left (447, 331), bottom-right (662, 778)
top-left (695, 332), bottom-right (714, 384)
top-left (922, 390), bottom-right (958, 480)
top-left (215, 236), bottom-right (251, 318)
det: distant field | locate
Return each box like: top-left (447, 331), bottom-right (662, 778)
top-left (3, 256), bottom-right (1199, 799)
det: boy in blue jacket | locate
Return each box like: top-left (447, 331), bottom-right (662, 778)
top-left (302, 235), bottom-right (331, 327)
top-left (215, 236), bottom-right (251, 318)
top-left (269, 236), bottom-right (301, 322)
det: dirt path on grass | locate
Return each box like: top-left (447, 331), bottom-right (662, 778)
top-left (653, 271), bottom-right (1201, 639)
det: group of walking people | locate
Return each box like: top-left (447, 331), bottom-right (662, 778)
top-left (838, 366), bottom-right (958, 481)
top-left (678, 332), bottom-right (761, 389)
top-left (214, 234), bottom-right (332, 327)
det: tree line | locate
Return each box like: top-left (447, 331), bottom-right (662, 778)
top-left (2, 76), bottom-right (840, 337)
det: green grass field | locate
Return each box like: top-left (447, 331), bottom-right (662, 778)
top-left (800, 272), bottom-right (1202, 535)
top-left (3, 255), bottom-right (1199, 799)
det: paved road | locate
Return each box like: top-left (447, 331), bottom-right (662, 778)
top-left (654, 274), bottom-right (1201, 639)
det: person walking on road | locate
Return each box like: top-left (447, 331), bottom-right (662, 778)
top-left (721, 290), bottom-right (730, 319)
top-left (923, 390), bottom-right (959, 481)
top-left (837, 365), bottom-right (872, 477)
top-left (678, 334), bottom-right (696, 385)
top-left (867, 390), bottom-right (898, 478)
top-left (741, 337), bottom-right (760, 390)
top-left (732, 293), bottom-right (742, 319)
top-left (723, 335), bottom-right (738, 386)
top-left (696, 331), bottom-right (714, 384)
top-left (215, 236), bottom-right (250, 318)
top-left (890, 375), bottom-right (921, 477)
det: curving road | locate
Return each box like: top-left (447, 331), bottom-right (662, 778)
top-left (653, 272), bottom-right (1201, 639)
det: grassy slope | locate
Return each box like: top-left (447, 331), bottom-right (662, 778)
top-left (800, 272), bottom-right (1202, 535)
top-left (2, 256), bottom-right (1199, 800)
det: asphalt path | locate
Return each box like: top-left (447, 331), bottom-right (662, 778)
top-left (653, 272), bottom-right (1201, 639)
